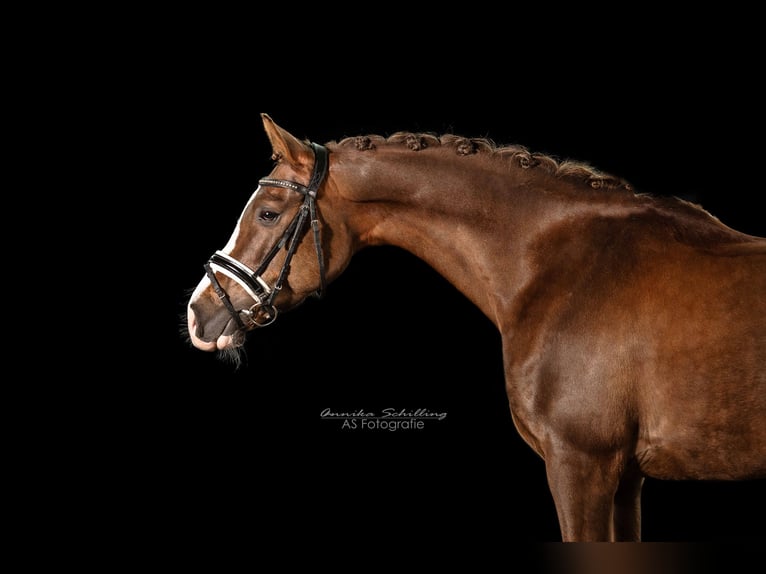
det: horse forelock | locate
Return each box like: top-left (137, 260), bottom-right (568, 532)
top-left (333, 131), bottom-right (633, 192)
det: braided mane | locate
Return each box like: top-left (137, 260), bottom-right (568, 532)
top-left (334, 132), bottom-right (632, 191)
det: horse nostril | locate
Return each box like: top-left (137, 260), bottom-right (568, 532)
top-left (188, 304), bottom-right (206, 339)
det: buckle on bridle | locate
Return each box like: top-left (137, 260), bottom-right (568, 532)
top-left (241, 303), bottom-right (279, 328)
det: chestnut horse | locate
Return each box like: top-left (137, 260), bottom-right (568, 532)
top-left (186, 114), bottom-right (765, 541)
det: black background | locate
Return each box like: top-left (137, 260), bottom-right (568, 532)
top-left (23, 8), bottom-right (761, 570)
top-left (145, 105), bottom-right (765, 545)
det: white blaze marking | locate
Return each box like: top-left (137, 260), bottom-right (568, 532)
top-left (223, 186), bottom-right (262, 253)
top-left (189, 186), bottom-right (263, 307)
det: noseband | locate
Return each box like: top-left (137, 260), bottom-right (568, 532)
top-left (203, 142), bottom-right (329, 330)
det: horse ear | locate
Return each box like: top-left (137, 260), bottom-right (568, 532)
top-left (261, 113), bottom-right (312, 166)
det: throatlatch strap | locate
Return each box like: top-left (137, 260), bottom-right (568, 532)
top-left (310, 198), bottom-right (326, 298)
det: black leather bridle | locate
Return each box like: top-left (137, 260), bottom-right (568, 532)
top-left (203, 142), bottom-right (329, 330)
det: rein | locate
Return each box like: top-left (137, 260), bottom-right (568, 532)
top-left (203, 142), bottom-right (329, 329)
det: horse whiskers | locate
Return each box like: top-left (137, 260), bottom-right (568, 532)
top-left (178, 311), bottom-right (194, 345)
top-left (179, 310), bottom-right (249, 370)
top-left (217, 344), bottom-right (247, 370)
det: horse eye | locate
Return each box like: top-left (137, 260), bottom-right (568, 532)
top-left (258, 210), bottom-right (280, 224)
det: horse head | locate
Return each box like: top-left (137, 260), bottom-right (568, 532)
top-left (186, 114), bottom-right (353, 353)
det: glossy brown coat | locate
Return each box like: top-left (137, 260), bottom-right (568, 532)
top-left (187, 115), bottom-right (766, 541)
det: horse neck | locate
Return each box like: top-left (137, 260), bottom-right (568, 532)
top-left (334, 148), bottom-right (606, 326)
